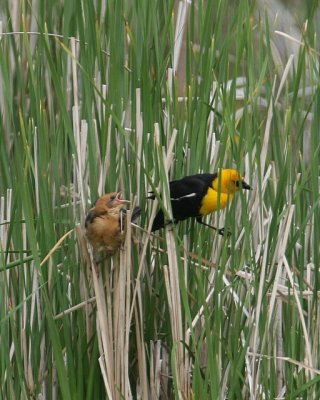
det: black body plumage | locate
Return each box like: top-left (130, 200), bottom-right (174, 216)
top-left (148, 173), bottom-right (217, 231)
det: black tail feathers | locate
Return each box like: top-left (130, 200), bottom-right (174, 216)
top-left (151, 211), bottom-right (165, 232)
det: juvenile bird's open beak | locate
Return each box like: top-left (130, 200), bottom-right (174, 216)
top-left (116, 192), bottom-right (130, 204)
top-left (236, 180), bottom-right (251, 190)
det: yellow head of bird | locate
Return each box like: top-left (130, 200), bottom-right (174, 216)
top-left (214, 169), bottom-right (251, 194)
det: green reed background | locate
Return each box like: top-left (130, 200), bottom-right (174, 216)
top-left (0, 0), bottom-right (320, 398)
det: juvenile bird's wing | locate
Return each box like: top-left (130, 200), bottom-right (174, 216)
top-left (85, 209), bottom-right (107, 227)
top-left (131, 206), bottom-right (142, 223)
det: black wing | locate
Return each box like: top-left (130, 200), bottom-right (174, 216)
top-left (169, 174), bottom-right (216, 219)
top-left (151, 173), bottom-right (216, 231)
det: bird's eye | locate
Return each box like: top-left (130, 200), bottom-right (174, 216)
top-left (107, 195), bottom-right (117, 207)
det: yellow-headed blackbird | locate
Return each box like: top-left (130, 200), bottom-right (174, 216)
top-left (85, 192), bottom-right (141, 257)
top-left (148, 169), bottom-right (251, 234)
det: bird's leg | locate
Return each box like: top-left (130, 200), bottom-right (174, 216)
top-left (90, 251), bottom-right (103, 276)
top-left (93, 260), bottom-right (100, 277)
top-left (164, 219), bottom-right (174, 227)
top-left (196, 218), bottom-right (230, 236)
top-left (93, 252), bottom-right (108, 264)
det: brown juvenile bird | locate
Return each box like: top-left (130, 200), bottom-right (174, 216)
top-left (85, 192), bottom-right (141, 258)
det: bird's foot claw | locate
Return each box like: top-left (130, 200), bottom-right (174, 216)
top-left (218, 227), bottom-right (231, 237)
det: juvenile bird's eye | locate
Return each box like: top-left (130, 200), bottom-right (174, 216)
top-left (107, 195), bottom-right (117, 206)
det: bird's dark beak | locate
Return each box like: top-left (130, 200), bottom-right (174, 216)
top-left (236, 180), bottom-right (251, 190)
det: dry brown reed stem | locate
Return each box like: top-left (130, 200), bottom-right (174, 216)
top-left (128, 125), bottom-right (178, 323)
top-left (156, 130), bottom-right (189, 397)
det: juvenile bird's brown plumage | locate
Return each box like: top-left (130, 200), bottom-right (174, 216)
top-left (85, 192), bottom-right (141, 258)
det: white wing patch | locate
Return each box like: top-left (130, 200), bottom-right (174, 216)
top-left (171, 193), bottom-right (197, 201)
